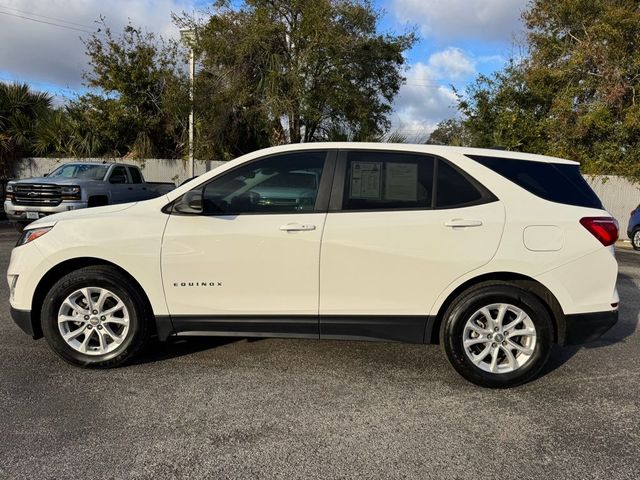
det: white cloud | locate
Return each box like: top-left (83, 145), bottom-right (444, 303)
top-left (0, 0), bottom-right (196, 91)
top-left (426, 47), bottom-right (475, 80)
top-left (391, 61), bottom-right (460, 140)
top-left (391, 0), bottom-right (527, 42)
top-left (390, 48), bottom-right (477, 139)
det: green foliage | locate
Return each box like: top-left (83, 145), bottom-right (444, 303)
top-left (0, 82), bottom-right (52, 178)
top-left (427, 118), bottom-right (473, 146)
top-left (453, 0), bottom-right (640, 178)
top-left (78, 19), bottom-right (189, 158)
top-left (178, 0), bottom-right (415, 160)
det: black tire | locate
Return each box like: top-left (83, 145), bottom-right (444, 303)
top-left (440, 282), bottom-right (553, 388)
top-left (632, 229), bottom-right (640, 251)
top-left (41, 265), bottom-right (151, 368)
top-left (88, 196), bottom-right (109, 208)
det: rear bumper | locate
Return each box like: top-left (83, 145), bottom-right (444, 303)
top-left (562, 310), bottom-right (618, 345)
top-left (10, 307), bottom-right (38, 338)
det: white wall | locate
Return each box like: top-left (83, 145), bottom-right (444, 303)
top-left (12, 158), bottom-right (640, 238)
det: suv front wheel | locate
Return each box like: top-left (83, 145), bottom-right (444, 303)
top-left (441, 283), bottom-right (553, 388)
top-left (41, 266), bottom-right (151, 367)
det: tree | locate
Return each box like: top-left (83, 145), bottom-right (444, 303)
top-left (455, 0), bottom-right (640, 178)
top-left (0, 82), bottom-right (52, 178)
top-left (427, 118), bottom-right (473, 146)
top-left (78, 20), bottom-right (189, 158)
top-left (179, 0), bottom-right (415, 160)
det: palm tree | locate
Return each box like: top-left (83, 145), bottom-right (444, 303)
top-left (0, 82), bottom-right (52, 178)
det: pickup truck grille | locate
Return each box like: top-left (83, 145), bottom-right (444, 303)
top-left (12, 184), bottom-right (62, 206)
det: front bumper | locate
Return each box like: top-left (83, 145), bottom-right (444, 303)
top-left (10, 307), bottom-right (39, 338)
top-left (4, 200), bottom-right (87, 222)
top-left (562, 310), bottom-right (618, 345)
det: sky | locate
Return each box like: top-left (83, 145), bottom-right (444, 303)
top-left (0, 0), bottom-right (528, 139)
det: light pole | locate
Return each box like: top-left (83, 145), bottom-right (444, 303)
top-left (180, 27), bottom-right (196, 178)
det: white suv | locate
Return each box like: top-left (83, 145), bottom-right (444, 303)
top-left (7, 143), bottom-right (619, 387)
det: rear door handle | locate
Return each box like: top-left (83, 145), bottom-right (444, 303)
top-left (444, 219), bottom-right (483, 228)
top-left (280, 223), bottom-right (316, 232)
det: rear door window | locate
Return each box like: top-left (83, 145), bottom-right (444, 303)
top-left (128, 167), bottom-right (143, 184)
top-left (468, 155), bottom-right (602, 209)
top-left (342, 151), bottom-right (434, 210)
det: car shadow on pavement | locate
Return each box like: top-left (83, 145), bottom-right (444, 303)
top-left (540, 272), bottom-right (639, 377)
top-left (129, 336), bottom-right (246, 366)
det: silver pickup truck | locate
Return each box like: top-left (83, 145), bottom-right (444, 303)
top-left (4, 162), bottom-right (175, 231)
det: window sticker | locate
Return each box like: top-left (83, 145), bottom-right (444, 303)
top-left (384, 162), bottom-right (418, 201)
top-left (350, 161), bottom-right (381, 199)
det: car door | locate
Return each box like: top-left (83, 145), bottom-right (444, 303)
top-left (161, 150), bottom-right (336, 337)
top-left (319, 150), bottom-right (505, 342)
top-left (107, 166), bottom-right (132, 203)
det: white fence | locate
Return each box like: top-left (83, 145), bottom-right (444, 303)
top-left (12, 158), bottom-right (640, 238)
top-left (15, 157), bottom-right (226, 186)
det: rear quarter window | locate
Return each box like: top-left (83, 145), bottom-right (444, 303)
top-left (467, 155), bottom-right (603, 209)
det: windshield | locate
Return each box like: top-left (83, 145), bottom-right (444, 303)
top-left (48, 164), bottom-right (109, 180)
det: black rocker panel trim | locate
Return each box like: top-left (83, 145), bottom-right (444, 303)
top-left (157, 315), bottom-right (437, 344)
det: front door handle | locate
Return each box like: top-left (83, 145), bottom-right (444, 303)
top-left (444, 219), bottom-right (483, 228)
top-left (280, 223), bottom-right (316, 232)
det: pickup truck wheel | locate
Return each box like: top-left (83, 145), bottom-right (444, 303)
top-left (41, 266), bottom-right (150, 368)
top-left (441, 283), bottom-right (553, 388)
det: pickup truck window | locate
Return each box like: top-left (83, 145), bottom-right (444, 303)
top-left (199, 152), bottom-right (326, 215)
top-left (109, 167), bottom-right (129, 184)
top-left (128, 167), bottom-right (143, 184)
top-left (48, 164), bottom-right (109, 180)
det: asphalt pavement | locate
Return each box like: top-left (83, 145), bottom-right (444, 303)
top-left (0, 226), bottom-right (638, 479)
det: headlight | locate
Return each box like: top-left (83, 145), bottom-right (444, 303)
top-left (61, 185), bottom-right (81, 200)
top-left (16, 226), bottom-right (53, 247)
top-left (6, 184), bottom-right (13, 193)
top-left (5, 184), bottom-right (13, 201)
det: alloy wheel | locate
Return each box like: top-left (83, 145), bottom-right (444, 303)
top-left (462, 303), bottom-right (537, 374)
top-left (57, 287), bottom-right (130, 355)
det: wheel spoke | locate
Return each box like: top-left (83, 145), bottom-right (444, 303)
top-left (63, 324), bottom-right (87, 341)
top-left (495, 304), bottom-right (508, 328)
top-left (464, 337), bottom-right (488, 348)
top-left (102, 301), bottom-right (125, 317)
top-left (479, 307), bottom-right (494, 329)
top-left (79, 330), bottom-right (93, 353)
top-left (63, 298), bottom-right (89, 315)
top-left (472, 345), bottom-right (492, 365)
top-left (95, 290), bottom-right (109, 311)
top-left (81, 288), bottom-right (94, 311)
top-left (508, 327), bottom-right (536, 338)
top-left (506, 339), bottom-right (533, 355)
top-left (96, 330), bottom-right (108, 351)
top-left (502, 346), bottom-right (517, 370)
top-left (104, 316), bottom-right (128, 326)
top-left (58, 315), bottom-right (82, 324)
top-left (503, 311), bottom-right (524, 332)
top-left (467, 322), bottom-right (490, 335)
top-left (489, 347), bottom-right (500, 372)
top-left (103, 325), bottom-right (124, 344)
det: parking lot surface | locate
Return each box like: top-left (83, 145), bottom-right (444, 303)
top-left (0, 226), bottom-right (638, 479)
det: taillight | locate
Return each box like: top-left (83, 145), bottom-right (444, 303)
top-left (580, 217), bottom-right (619, 246)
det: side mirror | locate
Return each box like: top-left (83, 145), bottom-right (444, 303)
top-left (43, 173), bottom-right (49, 177)
top-left (174, 189), bottom-right (203, 214)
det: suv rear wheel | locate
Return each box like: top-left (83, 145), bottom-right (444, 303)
top-left (41, 266), bottom-right (150, 367)
top-left (441, 283), bottom-right (553, 388)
